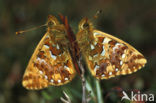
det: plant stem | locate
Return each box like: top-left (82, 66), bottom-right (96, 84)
top-left (86, 79), bottom-right (96, 102)
top-left (78, 58), bottom-right (87, 103)
top-left (96, 80), bottom-right (104, 103)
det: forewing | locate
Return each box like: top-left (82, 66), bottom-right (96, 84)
top-left (84, 30), bottom-right (147, 79)
top-left (22, 33), bottom-right (76, 90)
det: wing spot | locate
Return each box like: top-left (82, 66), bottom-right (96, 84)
top-left (45, 35), bottom-right (49, 39)
top-left (56, 44), bottom-right (60, 49)
top-left (115, 68), bottom-right (119, 72)
top-left (113, 43), bottom-right (123, 52)
top-left (65, 77), bottom-right (68, 81)
top-left (50, 79), bottom-right (54, 83)
top-left (58, 80), bottom-right (61, 83)
top-left (44, 45), bottom-right (49, 49)
top-left (94, 32), bottom-right (102, 36)
top-left (94, 65), bottom-right (100, 72)
top-left (37, 57), bottom-right (46, 63)
top-left (49, 51), bottom-right (56, 60)
top-left (103, 37), bottom-right (111, 44)
top-left (109, 72), bottom-right (112, 75)
top-left (101, 74), bottom-right (105, 77)
top-left (89, 56), bottom-right (92, 60)
top-left (90, 44), bottom-right (95, 50)
top-left (44, 75), bottom-right (48, 80)
top-left (120, 60), bottom-right (123, 65)
top-left (94, 41), bottom-right (97, 45)
top-left (122, 54), bottom-right (126, 58)
top-left (64, 65), bottom-right (70, 71)
top-left (101, 46), bottom-right (105, 56)
top-left (115, 43), bottom-right (122, 46)
top-left (93, 54), bottom-right (98, 58)
top-left (39, 70), bottom-right (43, 74)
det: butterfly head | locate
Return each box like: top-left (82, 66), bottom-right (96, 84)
top-left (47, 15), bottom-right (60, 28)
top-left (78, 17), bottom-right (93, 30)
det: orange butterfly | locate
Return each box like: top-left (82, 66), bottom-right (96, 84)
top-left (19, 15), bottom-right (147, 90)
top-left (76, 18), bottom-right (147, 79)
top-left (21, 15), bottom-right (76, 89)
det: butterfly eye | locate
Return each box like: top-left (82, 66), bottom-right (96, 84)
top-left (48, 21), bottom-right (55, 26)
top-left (83, 22), bottom-right (89, 29)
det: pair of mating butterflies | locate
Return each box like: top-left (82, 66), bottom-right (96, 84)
top-left (21, 15), bottom-right (147, 90)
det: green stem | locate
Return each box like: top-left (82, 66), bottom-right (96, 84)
top-left (95, 80), bottom-right (104, 103)
top-left (86, 80), bottom-right (96, 102)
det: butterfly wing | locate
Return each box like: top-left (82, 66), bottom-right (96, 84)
top-left (86, 30), bottom-right (147, 79)
top-left (22, 25), bottom-right (76, 90)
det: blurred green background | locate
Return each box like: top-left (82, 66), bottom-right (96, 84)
top-left (0, 0), bottom-right (156, 103)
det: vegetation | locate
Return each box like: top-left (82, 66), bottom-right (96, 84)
top-left (0, 0), bottom-right (155, 103)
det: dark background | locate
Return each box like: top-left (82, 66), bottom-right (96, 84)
top-left (0, 0), bottom-right (156, 103)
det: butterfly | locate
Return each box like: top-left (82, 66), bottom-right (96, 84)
top-left (21, 15), bottom-right (147, 90)
top-left (22, 15), bottom-right (76, 89)
top-left (76, 18), bottom-right (147, 79)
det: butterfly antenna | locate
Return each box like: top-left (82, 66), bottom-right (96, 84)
top-left (16, 24), bottom-right (47, 35)
top-left (93, 10), bottom-right (102, 19)
top-left (90, 10), bottom-right (102, 22)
